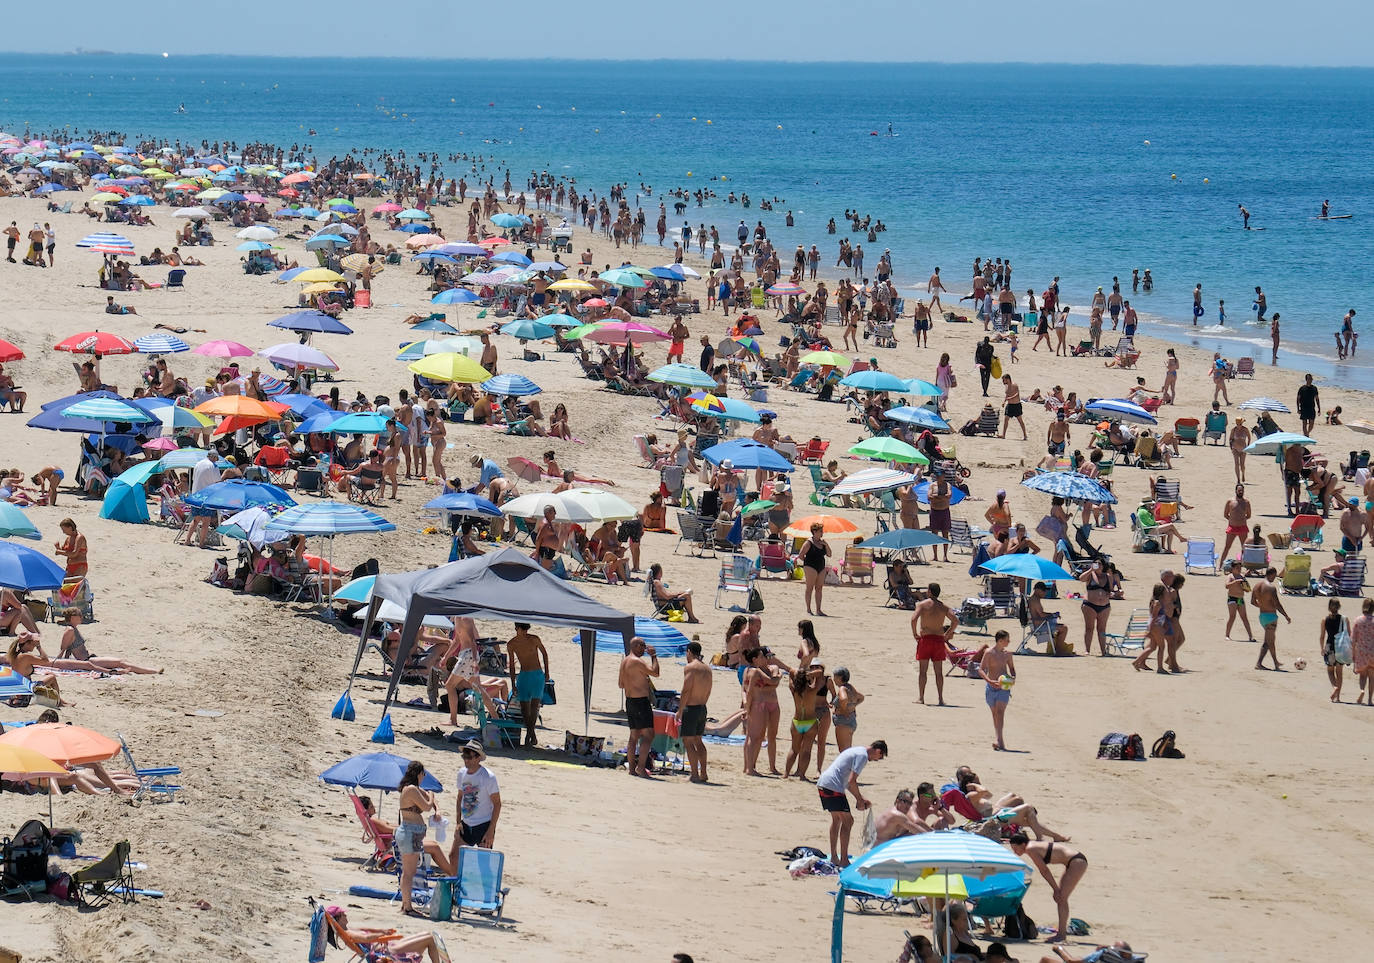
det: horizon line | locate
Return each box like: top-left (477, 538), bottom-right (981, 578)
top-left (2, 51), bottom-right (1373, 70)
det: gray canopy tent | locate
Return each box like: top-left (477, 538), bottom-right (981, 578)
top-left (350, 547), bottom-right (635, 734)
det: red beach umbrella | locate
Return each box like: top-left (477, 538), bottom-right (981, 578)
top-left (54, 331), bottom-right (136, 355)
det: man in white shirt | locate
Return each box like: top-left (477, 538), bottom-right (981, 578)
top-left (450, 740), bottom-right (501, 860)
top-left (816, 740), bottom-right (887, 867)
top-left (183, 455), bottom-right (222, 547)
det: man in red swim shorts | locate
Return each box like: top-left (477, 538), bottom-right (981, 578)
top-left (912, 582), bottom-right (960, 706)
top-left (1220, 484), bottom-right (1252, 562)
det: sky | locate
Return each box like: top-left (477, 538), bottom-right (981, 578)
top-left (14, 0), bottom-right (1374, 67)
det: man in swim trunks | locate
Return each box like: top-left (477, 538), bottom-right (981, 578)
top-left (817, 740), bottom-right (887, 867)
top-left (507, 622), bottom-right (549, 748)
top-left (1338, 497), bottom-right (1364, 555)
top-left (1121, 300), bottom-right (1138, 339)
top-left (619, 636), bottom-right (661, 777)
top-left (1250, 567), bottom-right (1289, 670)
top-left (1219, 484), bottom-right (1252, 561)
top-left (912, 583), bottom-right (959, 706)
top-left (979, 630), bottom-right (1016, 750)
top-left (999, 374), bottom-right (1026, 440)
top-left (676, 640), bottom-right (713, 783)
top-left (874, 789), bottom-right (931, 844)
top-left (533, 504), bottom-right (561, 570)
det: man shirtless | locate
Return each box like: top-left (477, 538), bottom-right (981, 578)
top-left (1107, 289), bottom-right (1123, 330)
top-left (618, 636), bottom-right (661, 777)
top-left (911, 299), bottom-right (931, 348)
top-left (1219, 484), bottom-right (1252, 561)
top-left (1045, 411), bottom-right (1071, 455)
top-left (914, 782), bottom-right (957, 829)
top-left (999, 374), bottom-right (1026, 440)
top-left (874, 789), bottom-right (931, 843)
top-left (534, 504), bottom-right (561, 570)
top-left (1250, 568), bottom-right (1290, 670)
top-left (506, 623), bottom-right (549, 747)
top-left (912, 584), bottom-right (959, 706)
top-left (926, 267), bottom-right (946, 314)
top-left (676, 641), bottom-right (713, 783)
top-left (1337, 497), bottom-right (1364, 554)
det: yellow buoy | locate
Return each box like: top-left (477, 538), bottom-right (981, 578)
top-left (1203, 178), bottom-right (1209, 184)
top-left (1171, 173), bottom-right (1177, 180)
top-left (720, 175), bottom-right (727, 181)
top-left (706, 119), bottom-right (712, 124)
top-left (686, 171), bottom-right (692, 177)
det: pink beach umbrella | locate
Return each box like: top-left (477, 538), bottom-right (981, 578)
top-left (766, 282), bottom-right (807, 297)
top-left (373, 202), bottom-right (402, 213)
top-left (193, 340), bottom-right (255, 359)
top-left (585, 320), bottom-right (670, 346)
top-left (142, 437), bottom-right (180, 453)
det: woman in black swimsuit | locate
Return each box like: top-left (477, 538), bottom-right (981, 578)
top-left (1009, 833), bottom-right (1088, 944)
top-left (1078, 559), bottom-right (1112, 656)
top-left (1166, 573), bottom-right (1186, 673)
top-left (801, 522), bottom-right (832, 617)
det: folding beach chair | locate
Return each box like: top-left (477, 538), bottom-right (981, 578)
top-left (715, 554), bottom-right (756, 608)
top-left (973, 407), bottom-right (999, 436)
top-left (1174, 418), bottom-right (1200, 444)
top-left (1281, 552), bottom-right (1312, 595)
top-left (985, 576), bottom-right (1017, 617)
top-left (453, 846), bottom-right (510, 924)
top-left (349, 792), bottom-right (395, 872)
top-left (118, 733), bottom-right (181, 803)
top-left (799, 438), bottom-right (830, 464)
top-left (165, 269), bottom-right (186, 292)
top-left (674, 511), bottom-right (715, 557)
top-left (1236, 357), bottom-right (1255, 378)
top-left (1016, 617), bottom-right (1059, 655)
top-left (756, 539), bottom-right (794, 578)
top-left (1183, 538), bottom-right (1218, 574)
top-left (1103, 607), bottom-right (1150, 657)
top-left (841, 546), bottom-right (875, 584)
top-left (1324, 556), bottom-right (1367, 597)
top-left (1240, 542), bottom-right (1270, 574)
top-left (808, 464), bottom-right (837, 507)
top-left (72, 840), bottom-right (135, 907)
top-left (472, 696), bottom-right (525, 750)
top-left (1290, 514), bottom-right (1325, 548)
top-left (1204, 409), bottom-right (1228, 444)
top-left (46, 578), bottom-right (94, 623)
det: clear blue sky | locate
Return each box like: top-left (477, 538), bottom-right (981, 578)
top-left (18, 0), bottom-right (1374, 67)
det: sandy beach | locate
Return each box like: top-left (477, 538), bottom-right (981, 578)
top-left (1, 180), bottom-right (1372, 963)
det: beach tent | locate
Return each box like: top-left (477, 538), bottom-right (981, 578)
top-left (353, 547), bottom-right (634, 734)
top-left (98, 480), bottom-right (150, 524)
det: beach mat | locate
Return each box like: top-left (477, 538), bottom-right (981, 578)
top-left (703, 734), bottom-right (746, 746)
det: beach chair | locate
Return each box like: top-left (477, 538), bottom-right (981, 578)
top-left (1103, 607), bottom-right (1150, 657)
top-left (874, 490), bottom-right (899, 533)
top-left (1152, 478), bottom-right (1181, 507)
top-left (46, 578), bottom-right (94, 623)
top-left (785, 370), bottom-right (812, 392)
top-left (453, 846), bottom-right (510, 924)
top-left (674, 511), bottom-right (715, 557)
top-left (1281, 552), bottom-right (1312, 595)
top-left (348, 792), bottom-right (395, 872)
top-left (472, 696), bottom-right (525, 750)
top-left (973, 407), bottom-right (999, 436)
top-left (1324, 556), bottom-right (1367, 597)
top-left (117, 733), bottom-right (181, 804)
top-left (1135, 435), bottom-right (1165, 469)
top-left (715, 554), bottom-right (756, 608)
top-left (71, 840), bottom-right (135, 907)
top-left (322, 909), bottom-right (419, 959)
top-left (967, 872), bottom-right (1031, 930)
top-left (948, 519), bottom-right (983, 555)
top-left (756, 539), bottom-right (794, 578)
top-left (873, 322), bottom-right (896, 348)
top-left (1236, 357), bottom-right (1256, 378)
top-left (985, 576), bottom-right (1017, 617)
top-left (165, 269), bottom-right (186, 292)
top-left (799, 438), bottom-right (830, 464)
top-left (808, 464), bottom-right (837, 507)
top-left (1240, 542), bottom-right (1270, 573)
top-left (253, 445), bottom-right (294, 486)
top-left (1174, 418), bottom-right (1200, 444)
top-left (1204, 410), bottom-right (1228, 444)
top-left (841, 546), bottom-right (875, 584)
top-left (1291, 514), bottom-right (1325, 548)
top-left (1183, 539), bottom-right (1218, 574)
top-left (1017, 617), bottom-right (1060, 655)
top-left (823, 304), bottom-right (842, 325)
top-left (884, 566), bottom-right (915, 609)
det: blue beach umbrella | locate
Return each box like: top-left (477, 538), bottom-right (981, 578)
top-left (295, 410), bottom-right (346, 434)
top-left (158, 448), bottom-right (211, 470)
top-left (528, 261), bottom-right (567, 273)
top-left (1021, 471), bottom-right (1117, 504)
top-left (1245, 431), bottom-right (1313, 455)
top-left (0, 542), bottom-right (67, 590)
top-left (333, 575), bottom-right (376, 604)
top-left (856, 529), bottom-right (949, 551)
top-left (408, 317), bottom-right (458, 334)
top-left (119, 195), bottom-right (155, 207)
top-left (264, 502), bottom-right (396, 537)
top-left (274, 393), bottom-right (331, 417)
top-left (133, 333), bottom-right (190, 353)
top-left (490, 251), bottom-right (531, 267)
top-left (436, 242), bottom-right (487, 257)
top-left (648, 363), bottom-right (717, 389)
top-left (305, 234), bottom-right (348, 250)
top-left (268, 311), bottom-right (353, 335)
top-left (489, 212), bottom-right (527, 229)
top-left (704, 396), bottom-right (762, 423)
top-left (61, 398), bottom-right (153, 423)
top-left (598, 268), bottom-right (647, 288)
top-left (277, 266), bottom-right (309, 281)
top-left (320, 752), bottom-right (443, 792)
top-left (884, 405), bottom-right (951, 432)
top-left (213, 192), bottom-right (247, 204)
top-left (701, 439), bottom-right (793, 472)
top-left (481, 373), bottom-right (542, 396)
top-left (1084, 398), bottom-right (1156, 425)
top-left (912, 480), bottom-right (967, 505)
top-left (979, 554), bottom-right (1076, 581)
top-left (33, 184), bottom-right (68, 195)
top-left (398, 222), bottom-right (430, 234)
top-left (411, 251), bottom-right (457, 264)
top-left (431, 288), bottom-right (479, 305)
top-left (236, 240), bottom-right (272, 252)
top-left (129, 399), bottom-right (208, 430)
top-left (841, 370), bottom-right (910, 392)
top-left (323, 412), bottom-right (391, 434)
top-left (0, 503), bottom-right (41, 540)
top-left (184, 480), bottom-right (296, 512)
top-left (114, 461), bottom-right (164, 488)
top-left (579, 616), bottom-right (690, 656)
top-left (497, 318), bottom-right (556, 340)
top-left (903, 379), bottom-right (944, 397)
top-left (423, 492), bottom-right (503, 517)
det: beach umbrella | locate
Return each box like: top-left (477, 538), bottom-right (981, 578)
top-left (1021, 471), bottom-right (1117, 504)
top-left (216, 506), bottom-right (276, 548)
top-left (701, 439), bottom-right (793, 472)
top-left (0, 338), bottom-right (23, 362)
top-left (884, 406), bottom-right (952, 432)
top-left (61, 398), bottom-right (153, 423)
top-left (320, 752), bottom-right (442, 792)
top-left (192, 340), bottom-right (255, 359)
top-left (980, 554), bottom-right (1075, 581)
top-left (585, 320), bottom-right (670, 346)
top-left (431, 288), bottom-right (480, 305)
top-left (799, 350), bottom-right (849, 368)
top-left (172, 206), bottom-right (212, 219)
top-left (436, 242), bottom-right (488, 258)
top-left (489, 212), bottom-right (525, 229)
top-left (481, 374), bottom-right (542, 396)
top-left (407, 352), bottom-right (490, 384)
top-left (903, 379), bottom-right (944, 397)
top-left (33, 183), bottom-right (67, 195)
top-left (688, 392), bottom-right (724, 415)
top-left (396, 208), bottom-right (430, 220)
top-left (295, 410), bottom-right (346, 434)
top-left (294, 268), bottom-right (345, 284)
top-left (236, 240), bottom-right (273, 252)
top-left (500, 491), bottom-right (598, 524)
top-left (268, 311), bottom-right (353, 336)
top-left (783, 515), bottom-right (862, 539)
top-left (840, 370), bottom-right (910, 392)
top-left (766, 282), bottom-right (807, 297)
top-left (698, 395), bottom-right (761, 423)
top-left (395, 337), bottom-right (482, 361)
top-left (0, 739), bottom-right (76, 824)
top-left (411, 251), bottom-right (456, 264)
top-left (462, 269), bottom-right (520, 286)
top-left (333, 575), bottom-right (377, 605)
top-left (260, 343), bottom-right (339, 372)
top-left (113, 460), bottom-right (165, 488)
top-left (273, 393), bottom-right (331, 417)
top-left (305, 234), bottom-right (349, 251)
top-left (0, 542), bottom-right (66, 589)
top-left (911, 480), bottom-right (967, 505)
top-left (158, 448), bottom-right (212, 470)
top-left (651, 264), bottom-right (700, 281)
top-left (1084, 398), bottom-right (1156, 424)
top-left (856, 529), bottom-right (950, 552)
top-left (547, 278), bottom-right (597, 293)
top-left (397, 222), bottom-right (430, 234)
top-left (1347, 419), bottom-right (1374, 435)
top-left (1238, 397), bottom-right (1292, 413)
top-left (423, 493), bottom-right (503, 517)
top-left (339, 254), bottom-right (378, 274)
top-left (648, 363), bottom-right (716, 389)
top-left (142, 437), bottom-right (180, 453)
top-left (213, 191), bottom-right (247, 204)
top-left (1244, 431), bottom-right (1314, 455)
top-left (498, 318), bottom-right (556, 341)
top-left (184, 480), bottom-right (296, 513)
top-left (323, 412), bottom-right (391, 434)
top-left (264, 502), bottom-right (396, 538)
top-left (598, 268), bottom-right (648, 289)
top-left (0, 503), bottom-right (40, 540)
top-left (582, 616), bottom-right (691, 656)
top-left (848, 438), bottom-right (930, 465)
top-left (133, 333), bottom-right (190, 354)
top-left (528, 261), bottom-right (568, 273)
top-left (54, 331), bottom-right (136, 355)
top-left (557, 488), bottom-right (637, 521)
top-left (372, 202), bottom-right (403, 213)
top-left (490, 251), bottom-right (532, 267)
top-left (829, 468), bottom-right (919, 497)
top-left (301, 282), bottom-right (344, 296)
top-left (236, 225), bottom-right (278, 241)
top-left (119, 195), bottom-right (155, 207)
top-left (193, 395), bottom-right (288, 420)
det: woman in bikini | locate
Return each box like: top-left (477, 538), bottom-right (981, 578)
top-left (395, 761), bottom-right (450, 914)
top-left (1224, 559), bottom-right (1256, 642)
top-left (782, 659), bottom-right (821, 781)
top-left (829, 666), bottom-right (863, 752)
top-left (741, 646), bottom-right (784, 777)
top-left (322, 906), bottom-right (451, 963)
top-left (1161, 348), bottom-right (1179, 404)
top-left (1008, 833), bottom-right (1088, 944)
top-left (795, 621), bottom-right (833, 777)
top-left (1078, 559), bottom-right (1113, 656)
top-left (425, 404), bottom-right (447, 481)
top-left (381, 421), bottom-right (402, 499)
top-left (1133, 582), bottom-right (1171, 673)
top-left (984, 490), bottom-right (1012, 539)
top-left (547, 402), bottom-right (572, 440)
top-left (1229, 417), bottom-right (1252, 484)
top-left (56, 611), bottom-right (161, 674)
top-left (54, 518), bottom-right (87, 580)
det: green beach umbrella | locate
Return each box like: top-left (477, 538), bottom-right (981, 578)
top-left (848, 438), bottom-right (931, 465)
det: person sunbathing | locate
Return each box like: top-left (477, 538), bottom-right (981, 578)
top-left (648, 563), bottom-right (699, 622)
top-left (322, 906), bottom-right (450, 963)
top-left (953, 766), bottom-right (1069, 841)
top-left (0, 468), bottom-right (35, 505)
top-left (59, 612), bottom-right (162, 673)
top-left (541, 452), bottom-right (614, 486)
top-left (39, 762), bottom-right (140, 796)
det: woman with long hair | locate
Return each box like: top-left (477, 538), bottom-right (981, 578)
top-left (741, 647), bottom-right (783, 777)
top-left (795, 620), bottom-right (831, 776)
top-left (395, 761), bottom-right (450, 914)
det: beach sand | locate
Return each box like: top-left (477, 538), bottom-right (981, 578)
top-left (0, 193), bottom-right (1371, 963)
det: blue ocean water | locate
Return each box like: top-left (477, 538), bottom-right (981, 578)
top-left (2, 55), bottom-right (1371, 383)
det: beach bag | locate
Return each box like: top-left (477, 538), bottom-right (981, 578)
top-left (948, 373), bottom-right (957, 388)
top-left (563, 730), bottom-right (605, 761)
top-left (1151, 730), bottom-right (1185, 759)
top-left (1097, 732), bottom-right (1146, 761)
top-left (747, 586), bottom-right (765, 613)
top-left (989, 357), bottom-right (1002, 379)
top-left (1335, 619), bottom-right (1353, 665)
top-left (710, 652), bottom-right (728, 667)
top-left (542, 678), bottom-right (557, 706)
top-left (1002, 905), bottom-right (1036, 940)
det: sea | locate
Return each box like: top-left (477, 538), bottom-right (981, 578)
top-left (2, 55), bottom-right (1372, 386)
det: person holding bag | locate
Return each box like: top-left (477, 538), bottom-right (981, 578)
top-left (1321, 599), bottom-right (1351, 703)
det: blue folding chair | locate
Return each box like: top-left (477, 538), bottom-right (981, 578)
top-left (454, 846), bottom-right (510, 924)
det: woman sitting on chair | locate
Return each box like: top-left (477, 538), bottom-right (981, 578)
top-left (323, 906), bottom-right (451, 963)
top-left (338, 450), bottom-right (384, 500)
top-left (648, 562), bottom-right (699, 622)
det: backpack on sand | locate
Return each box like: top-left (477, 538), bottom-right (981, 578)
top-left (1151, 730), bottom-right (1185, 759)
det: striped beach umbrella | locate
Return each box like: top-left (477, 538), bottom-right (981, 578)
top-left (264, 502), bottom-right (396, 538)
top-left (766, 282), bottom-right (807, 297)
top-left (1021, 471), bottom-right (1117, 504)
top-left (482, 373), bottom-right (542, 396)
top-left (1237, 397), bottom-right (1291, 413)
top-left (1084, 398), bottom-right (1156, 424)
top-left (829, 467), bottom-right (919, 497)
top-left (582, 616), bottom-right (691, 656)
top-left (133, 333), bottom-right (190, 354)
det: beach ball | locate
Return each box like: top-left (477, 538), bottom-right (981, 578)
top-left (999, 675), bottom-right (1015, 689)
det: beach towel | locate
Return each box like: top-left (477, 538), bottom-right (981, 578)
top-left (308, 902), bottom-right (327, 963)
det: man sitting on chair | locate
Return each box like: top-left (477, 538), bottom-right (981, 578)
top-left (1027, 582), bottom-right (1069, 651)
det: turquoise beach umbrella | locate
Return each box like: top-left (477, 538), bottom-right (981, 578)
top-left (0, 503), bottom-right (41, 540)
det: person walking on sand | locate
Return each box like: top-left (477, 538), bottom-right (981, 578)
top-left (1224, 560), bottom-right (1257, 642)
top-left (1009, 833), bottom-right (1088, 945)
top-left (999, 374), bottom-right (1026, 440)
top-left (619, 636), bottom-right (661, 777)
top-left (1296, 373), bottom-right (1321, 437)
top-left (912, 583), bottom-right (959, 706)
top-left (507, 622), bottom-right (549, 748)
top-left (1321, 599), bottom-right (1348, 703)
top-left (1251, 567), bottom-right (1290, 670)
top-left (676, 640), bottom-right (712, 783)
top-left (927, 266), bottom-right (946, 314)
top-left (1228, 416), bottom-right (1251, 483)
top-left (979, 630), bottom-right (1016, 751)
top-left (1220, 484), bottom-right (1252, 562)
top-left (816, 740), bottom-right (887, 868)
top-left (1351, 598), bottom-right (1374, 705)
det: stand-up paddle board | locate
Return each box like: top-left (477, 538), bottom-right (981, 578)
top-left (1314, 214), bottom-right (1353, 220)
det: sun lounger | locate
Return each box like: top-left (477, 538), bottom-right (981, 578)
top-left (1103, 607), bottom-right (1150, 657)
top-left (118, 733), bottom-right (181, 803)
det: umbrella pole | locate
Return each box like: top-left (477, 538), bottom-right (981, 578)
top-left (943, 873), bottom-right (952, 963)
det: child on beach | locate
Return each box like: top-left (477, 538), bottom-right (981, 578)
top-left (1218, 299), bottom-right (1226, 325)
top-left (978, 630), bottom-right (1016, 751)
top-left (1008, 332), bottom-right (1019, 363)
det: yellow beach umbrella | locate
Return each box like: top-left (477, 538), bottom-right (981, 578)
top-left (295, 268), bottom-right (344, 284)
top-left (799, 350), bottom-right (850, 368)
top-left (0, 743), bottom-right (67, 778)
top-left (90, 192), bottom-right (122, 204)
top-left (893, 872), bottom-right (968, 900)
top-left (301, 282), bottom-right (343, 295)
top-left (547, 278), bottom-right (597, 293)
top-left (195, 187), bottom-right (226, 200)
top-left (407, 352), bottom-right (491, 384)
